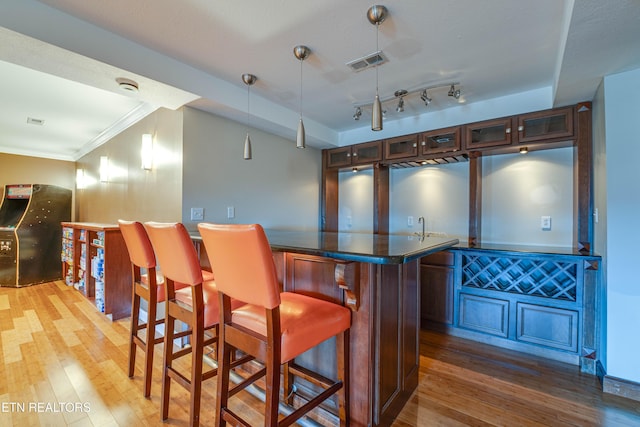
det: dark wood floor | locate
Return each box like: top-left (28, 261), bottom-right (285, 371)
top-left (1, 281), bottom-right (639, 426)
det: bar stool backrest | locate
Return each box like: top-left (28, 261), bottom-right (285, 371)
top-left (144, 222), bottom-right (203, 287)
top-left (118, 220), bottom-right (156, 269)
top-left (198, 223), bottom-right (280, 309)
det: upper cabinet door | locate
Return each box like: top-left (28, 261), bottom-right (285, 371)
top-left (517, 107), bottom-right (574, 144)
top-left (326, 146), bottom-right (352, 168)
top-left (352, 140), bottom-right (382, 165)
top-left (420, 126), bottom-right (461, 155)
top-left (384, 134), bottom-right (419, 160)
top-left (464, 117), bottom-right (514, 150)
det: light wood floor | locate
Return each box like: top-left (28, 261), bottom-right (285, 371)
top-left (1, 281), bottom-right (639, 426)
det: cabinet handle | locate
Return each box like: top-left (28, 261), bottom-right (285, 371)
top-left (518, 125), bottom-right (524, 132)
top-left (506, 128), bottom-right (512, 134)
top-left (421, 141), bottom-right (426, 146)
top-left (352, 152), bottom-right (358, 156)
top-left (412, 142), bottom-right (417, 148)
top-left (346, 153), bottom-right (351, 157)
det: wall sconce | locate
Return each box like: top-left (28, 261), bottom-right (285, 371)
top-left (99, 156), bottom-right (109, 182)
top-left (141, 133), bottom-right (153, 170)
top-left (76, 169), bottom-right (86, 189)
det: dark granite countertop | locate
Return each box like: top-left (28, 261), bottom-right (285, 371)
top-left (452, 241), bottom-right (601, 259)
top-left (192, 229), bottom-right (459, 265)
top-left (265, 230), bottom-right (459, 264)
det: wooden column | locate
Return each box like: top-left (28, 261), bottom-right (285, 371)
top-left (374, 163), bottom-right (389, 234)
top-left (321, 150), bottom-right (339, 232)
top-left (468, 151), bottom-right (482, 246)
top-left (574, 102), bottom-right (593, 253)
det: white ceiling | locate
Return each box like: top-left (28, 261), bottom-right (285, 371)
top-left (1, 0), bottom-right (640, 161)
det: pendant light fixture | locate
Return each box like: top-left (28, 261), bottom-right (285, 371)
top-left (367, 5), bottom-right (388, 131)
top-left (242, 73), bottom-right (256, 160)
top-left (293, 45), bottom-right (310, 149)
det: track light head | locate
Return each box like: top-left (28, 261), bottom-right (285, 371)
top-left (420, 89), bottom-right (432, 106)
top-left (353, 106), bottom-right (362, 120)
top-left (394, 90), bottom-right (407, 113)
top-left (448, 84), bottom-right (461, 99)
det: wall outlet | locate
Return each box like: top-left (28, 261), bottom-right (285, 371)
top-left (541, 215), bottom-right (551, 231)
top-left (407, 216), bottom-right (414, 227)
top-left (190, 207), bottom-right (204, 221)
top-left (346, 216), bottom-right (352, 227)
top-left (227, 206), bottom-right (235, 219)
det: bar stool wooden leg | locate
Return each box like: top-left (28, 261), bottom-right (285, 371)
top-left (143, 293), bottom-right (157, 398)
top-left (161, 311), bottom-right (175, 421)
top-left (128, 289), bottom-right (141, 380)
top-left (336, 329), bottom-right (349, 426)
top-left (190, 292), bottom-right (204, 426)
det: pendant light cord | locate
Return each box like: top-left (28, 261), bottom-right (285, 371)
top-left (375, 22), bottom-right (379, 95)
top-left (299, 58), bottom-right (303, 120)
top-left (247, 84), bottom-right (250, 130)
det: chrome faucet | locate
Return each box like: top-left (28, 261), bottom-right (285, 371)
top-left (415, 216), bottom-right (425, 241)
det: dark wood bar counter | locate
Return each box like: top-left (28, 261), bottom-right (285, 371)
top-left (193, 230), bottom-right (458, 426)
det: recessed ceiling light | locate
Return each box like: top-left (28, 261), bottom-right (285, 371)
top-left (116, 77), bottom-right (139, 92)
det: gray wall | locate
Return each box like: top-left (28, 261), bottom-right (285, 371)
top-left (602, 66), bottom-right (640, 384)
top-left (182, 107), bottom-right (322, 231)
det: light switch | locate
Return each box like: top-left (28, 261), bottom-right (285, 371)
top-left (541, 215), bottom-right (551, 231)
top-left (227, 206), bottom-right (235, 219)
top-left (190, 207), bottom-right (204, 221)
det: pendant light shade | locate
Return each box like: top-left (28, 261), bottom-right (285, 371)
top-left (293, 45), bottom-right (310, 149)
top-left (241, 73), bottom-right (257, 160)
top-left (296, 118), bottom-right (306, 149)
top-left (244, 132), bottom-right (252, 159)
top-left (367, 5), bottom-right (388, 132)
top-left (372, 94), bottom-right (383, 131)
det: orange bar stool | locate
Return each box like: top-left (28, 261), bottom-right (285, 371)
top-left (144, 222), bottom-right (240, 427)
top-left (198, 223), bottom-right (351, 427)
top-left (119, 220), bottom-right (215, 399)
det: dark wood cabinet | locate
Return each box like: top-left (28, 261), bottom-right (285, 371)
top-left (352, 140), bottom-right (382, 165)
top-left (420, 251), bottom-right (455, 325)
top-left (517, 107), bottom-right (574, 144)
top-left (384, 134), bottom-right (418, 160)
top-left (326, 141), bottom-right (382, 168)
top-left (420, 126), bottom-right (461, 155)
top-left (464, 117), bottom-right (514, 150)
top-left (326, 146), bottom-right (353, 168)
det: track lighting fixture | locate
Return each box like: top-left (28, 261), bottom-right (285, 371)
top-left (367, 5), bottom-right (388, 131)
top-left (293, 45), bottom-right (310, 149)
top-left (350, 82), bottom-right (461, 120)
top-left (448, 84), bottom-right (461, 99)
top-left (353, 106), bottom-right (362, 120)
top-left (242, 73), bottom-right (257, 160)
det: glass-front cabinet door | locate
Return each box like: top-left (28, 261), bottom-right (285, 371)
top-left (517, 107), bottom-right (574, 144)
top-left (352, 141), bottom-right (382, 165)
top-left (420, 126), bottom-right (461, 155)
top-left (384, 134), bottom-right (418, 160)
top-left (464, 117), bottom-right (514, 150)
top-left (326, 146), bottom-right (352, 168)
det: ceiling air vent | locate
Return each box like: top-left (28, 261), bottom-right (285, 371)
top-left (346, 50), bottom-right (388, 72)
top-left (27, 117), bottom-right (45, 126)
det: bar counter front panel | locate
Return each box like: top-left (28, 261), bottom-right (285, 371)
top-left (193, 230), bottom-right (458, 426)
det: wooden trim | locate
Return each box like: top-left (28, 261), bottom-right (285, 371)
top-left (603, 375), bottom-right (640, 402)
top-left (468, 151), bottom-right (482, 246)
top-left (574, 102), bottom-right (593, 253)
top-left (321, 150), bottom-right (339, 231)
top-left (374, 163), bottom-right (389, 234)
